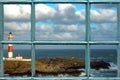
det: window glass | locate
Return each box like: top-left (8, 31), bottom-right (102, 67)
top-left (35, 45), bottom-right (85, 77)
top-left (91, 4), bottom-right (117, 41)
top-left (1, 2), bottom-right (119, 79)
top-left (3, 45), bottom-right (31, 77)
top-left (35, 4), bottom-right (85, 41)
top-left (4, 4), bottom-right (31, 41)
top-left (90, 45), bottom-right (117, 77)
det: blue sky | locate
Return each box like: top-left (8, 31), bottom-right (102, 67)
top-left (3, 4), bottom-right (117, 49)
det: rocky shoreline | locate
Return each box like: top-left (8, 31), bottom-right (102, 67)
top-left (4, 58), bottom-right (110, 76)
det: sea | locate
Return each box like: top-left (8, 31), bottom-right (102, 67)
top-left (3, 49), bottom-right (117, 77)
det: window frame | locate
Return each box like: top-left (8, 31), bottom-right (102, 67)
top-left (0, 0), bottom-right (120, 79)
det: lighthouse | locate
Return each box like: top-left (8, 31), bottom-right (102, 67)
top-left (8, 32), bottom-right (13, 58)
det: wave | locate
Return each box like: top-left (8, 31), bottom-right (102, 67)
top-left (90, 62), bottom-right (117, 77)
top-left (78, 62), bottom-right (117, 77)
top-left (109, 62), bottom-right (117, 70)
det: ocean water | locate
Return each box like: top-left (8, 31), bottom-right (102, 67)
top-left (3, 49), bottom-right (117, 77)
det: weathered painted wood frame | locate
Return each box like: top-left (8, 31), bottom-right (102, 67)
top-left (0, 0), bottom-right (120, 80)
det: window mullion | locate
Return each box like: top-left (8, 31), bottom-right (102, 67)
top-left (31, 2), bottom-right (35, 77)
top-left (85, 2), bottom-right (91, 78)
top-left (117, 3), bottom-right (120, 77)
top-left (0, 3), bottom-right (4, 77)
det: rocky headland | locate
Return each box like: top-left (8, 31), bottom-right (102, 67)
top-left (4, 58), bottom-right (110, 76)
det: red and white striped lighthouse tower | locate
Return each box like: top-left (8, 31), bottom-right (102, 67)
top-left (8, 32), bottom-right (13, 58)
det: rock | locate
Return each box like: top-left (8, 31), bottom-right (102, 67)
top-left (4, 58), bottom-right (110, 76)
top-left (36, 58), bottom-right (85, 72)
top-left (91, 61), bottom-right (111, 70)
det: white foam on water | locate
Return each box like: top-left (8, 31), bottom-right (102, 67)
top-left (90, 62), bottom-right (117, 77)
top-left (109, 62), bottom-right (117, 70)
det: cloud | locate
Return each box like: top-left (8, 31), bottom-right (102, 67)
top-left (91, 9), bottom-right (117, 23)
top-left (4, 4), bottom-right (56, 22)
top-left (36, 4), bottom-right (56, 21)
top-left (3, 4), bottom-right (117, 41)
top-left (53, 32), bottom-right (74, 40)
top-left (91, 4), bottom-right (117, 23)
top-left (4, 22), bottom-right (30, 31)
top-left (52, 4), bottom-right (85, 24)
top-left (35, 24), bottom-right (85, 40)
top-left (4, 4), bottom-right (117, 24)
top-left (57, 4), bottom-right (76, 17)
top-left (4, 22), bottom-right (31, 40)
top-left (93, 4), bottom-right (116, 9)
top-left (36, 24), bottom-right (54, 32)
top-left (4, 4), bottom-right (30, 22)
top-left (57, 25), bottom-right (78, 32)
top-left (91, 23), bottom-right (117, 41)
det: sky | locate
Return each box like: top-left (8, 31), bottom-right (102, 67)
top-left (3, 3), bottom-right (117, 49)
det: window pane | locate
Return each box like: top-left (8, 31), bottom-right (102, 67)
top-left (35, 4), bottom-right (85, 41)
top-left (4, 4), bottom-right (31, 41)
top-left (35, 45), bottom-right (85, 77)
top-left (90, 45), bottom-right (117, 77)
top-left (90, 4), bottom-right (117, 41)
top-left (3, 45), bottom-right (31, 77)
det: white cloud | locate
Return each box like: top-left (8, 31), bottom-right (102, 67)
top-left (54, 32), bottom-right (74, 40)
top-left (36, 24), bottom-right (54, 32)
top-left (4, 22), bottom-right (31, 40)
top-left (53, 4), bottom-right (85, 24)
top-left (4, 4), bottom-right (117, 24)
top-left (57, 4), bottom-right (75, 16)
top-left (35, 24), bottom-right (85, 40)
top-left (91, 9), bottom-right (117, 23)
top-left (59, 25), bottom-right (78, 31)
top-left (5, 22), bottom-right (30, 31)
top-left (3, 4), bottom-right (117, 41)
top-left (91, 23), bottom-right (117, 41)
top-left (3, 4), bottom-right (85, 25)
top-left (4, 4), bottom-right (30, 22)
top-left (76, 10), bottom-right (85, 22)
top-left (36, 32), bottom-right (51, 40)
top-left (36, 4), bottom-right (56, 21)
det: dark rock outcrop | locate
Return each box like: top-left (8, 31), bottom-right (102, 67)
top-left (91, 61), bottom-right (110, 70)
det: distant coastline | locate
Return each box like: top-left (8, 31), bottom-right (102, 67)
top-left (3, 49), bottom-right (117, 61)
